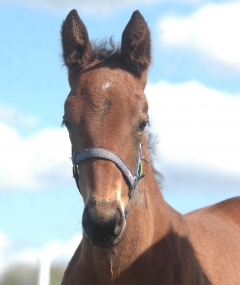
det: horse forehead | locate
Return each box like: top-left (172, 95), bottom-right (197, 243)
top-left (66, 66), bottom-right (148, 122)
top-left (69, 76), bottom-right (141, 116)
top-left (78, 65), bottom-right (143, 96)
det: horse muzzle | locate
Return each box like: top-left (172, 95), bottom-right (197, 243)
top-left (82, 201), bottom-right (125, 248)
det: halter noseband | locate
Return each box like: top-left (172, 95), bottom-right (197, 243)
top-left (71, 143), bottom-right (148, 217)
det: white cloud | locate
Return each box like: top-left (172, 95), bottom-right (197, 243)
top-left (1, 0), bottom-right (154, 14)
top-left (0, 103), bottom-right (38, 127)
top-left (0, 122), bottom-right (72, 190)
top-left (146, 81), bottom-right (240, 190)
top-left (11, 234), bottom-right (82, 266)
top-left (1, 0), bottom-right (202, 14)
top-left (0, 231), bottom-right (8, 249)
top-left (159, 1), bottom-right (240, 68)
top-left (41, 234), bottom-right (82, 263)
top-left (0, 231), bottom-right (82, 277)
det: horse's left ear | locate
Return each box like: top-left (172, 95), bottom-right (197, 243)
top-left (121, 11), bottom-right (151, 78)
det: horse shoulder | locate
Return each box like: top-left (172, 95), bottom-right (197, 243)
top-left (184, 196), bottom-right (240, 285)
top-left (185, 196), bottom-right (240, 229)
top-left (208, 196), bottom-right (240, 226)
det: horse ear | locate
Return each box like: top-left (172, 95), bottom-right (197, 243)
top-left (121, 11), bottom-right (151, 77)
top-left (61, 10), bottom-right (94, 76)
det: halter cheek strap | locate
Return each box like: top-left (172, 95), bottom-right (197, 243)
top-left (71, 143), bottom-right (148, 217)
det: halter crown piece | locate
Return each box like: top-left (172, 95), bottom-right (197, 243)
top-left (71, 143), bottom-right (148, 217)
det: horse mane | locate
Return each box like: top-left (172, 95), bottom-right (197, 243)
top-left (146, 129), bottom-right (163, 187)
top-left (92, 38), bottom-right (120, 60)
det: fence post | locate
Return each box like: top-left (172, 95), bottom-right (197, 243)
top-left (38, 252), bottom-right (51, 285)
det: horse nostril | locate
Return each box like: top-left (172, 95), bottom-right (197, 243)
top-left (113, 207), bottom-right (123, 235)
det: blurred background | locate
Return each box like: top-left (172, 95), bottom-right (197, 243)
top-left (0, 0), bottom-right (239, 284)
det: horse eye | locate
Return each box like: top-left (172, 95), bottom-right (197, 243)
top-left (137, 120), bottom-right (149, 132)
top-left (62, 119), bottom-right (74, 133)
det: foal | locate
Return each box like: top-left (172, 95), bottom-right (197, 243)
top-left (60, 9), bottom-right (240, 285)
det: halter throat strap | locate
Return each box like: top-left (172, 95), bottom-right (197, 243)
top-left (71, 144), bottom-right (147, 217)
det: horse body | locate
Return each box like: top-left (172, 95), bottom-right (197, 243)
top-left (60, 9), bottom-right (240, 285)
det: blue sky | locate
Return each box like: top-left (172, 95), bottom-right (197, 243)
top-left (0, 0), bottom-right (240, 273)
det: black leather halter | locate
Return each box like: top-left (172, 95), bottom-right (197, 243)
top-left (71, 143), bottom-right (147, 217)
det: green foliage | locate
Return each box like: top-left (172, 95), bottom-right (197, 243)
top-left (0, 264), bottom-right (38, 285)
top-left (0, 263), bottom-right (66, 285)
top-left (50, 265), bottom-right (65, 285)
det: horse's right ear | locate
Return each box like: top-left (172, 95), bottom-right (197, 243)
top-left (61, 10), bottom-right (94, 78)
top-left (121, 11), bottom-right (151, 78)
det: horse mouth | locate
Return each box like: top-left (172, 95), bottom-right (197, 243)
top-left (86, 232), bottom-right (123, 248)
top-left (82, 205), bottom-right (125, 248)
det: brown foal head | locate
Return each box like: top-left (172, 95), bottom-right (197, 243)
top-left (61, 10), bottom-right (151, 248)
